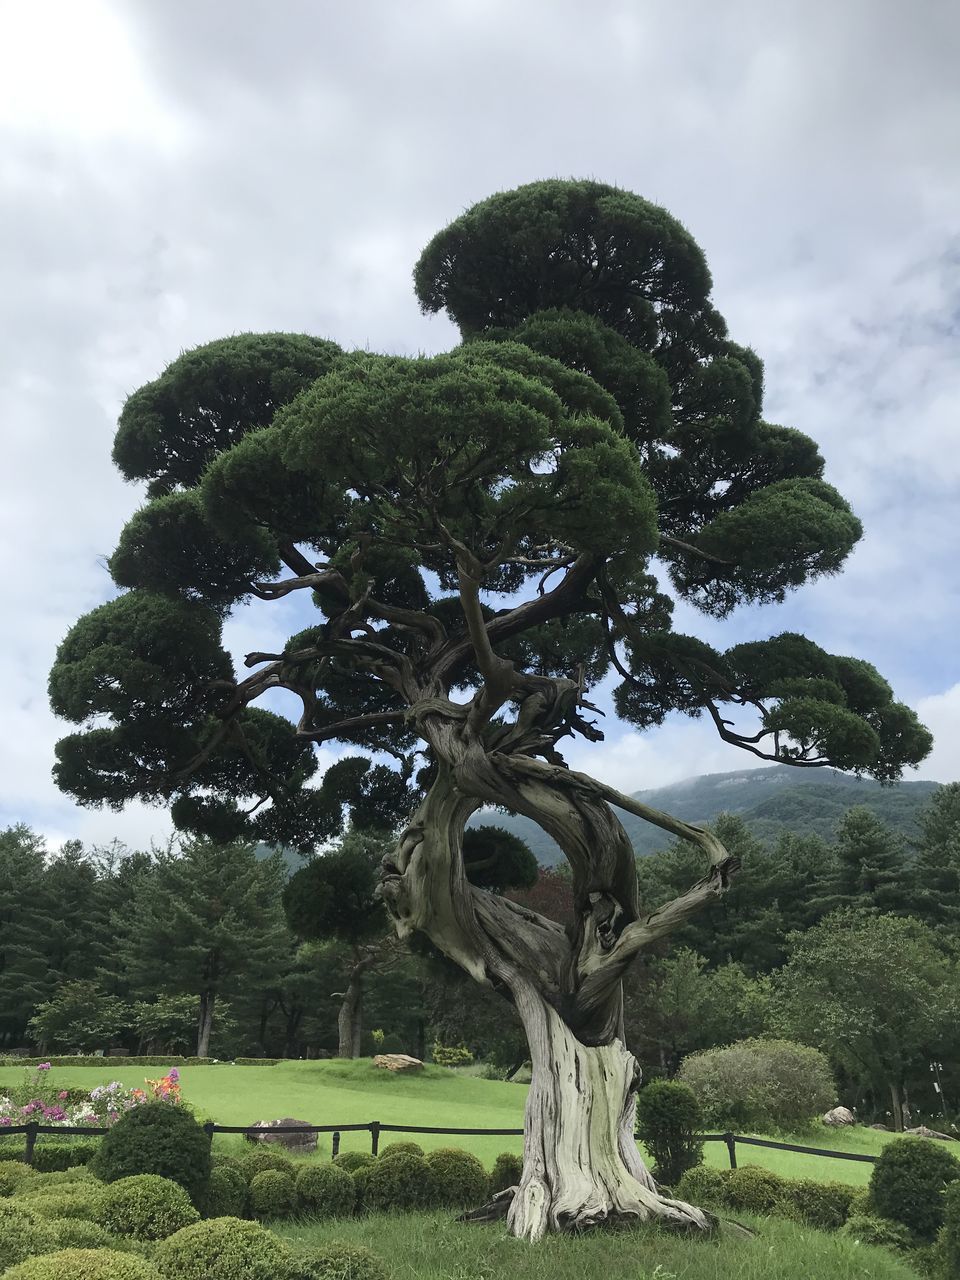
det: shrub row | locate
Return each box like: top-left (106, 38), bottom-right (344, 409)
top-left (1, 1057), bottom-right (285, 1068)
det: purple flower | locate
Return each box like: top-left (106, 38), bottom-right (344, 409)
top-left (37, 1063), bottom-right (51, 1072)
top-left (168, 1068), bottom-right (180, 1082)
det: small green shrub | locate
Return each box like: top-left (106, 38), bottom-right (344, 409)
top-left (635, 1079), bottom-right (704, 1187)
top-left (841, 1214), bottom-right (913, 1250)
top-left (152, 1216), bottom-right (291, 1280)
top-left (237, 1147), bottom-right (294, 1183)
top-left (248, 1169), bottom-right (296, 1220)
top-left (424, 1148), bottom-right (487, 1208)
top-left (939, 1180), bottom-right (960, 1279)
top-left (290, 1242), bottom-right (392, 1280)
top-left (0, 1202), bottom-right (59, 1270)
top-left (25, 1169), bottom-right (97, 1188)
top-left (360, 1153), bottom-right (435, 1212)
top-left (377, 1142), bottom-right (423, 1160)
top-left (211, 1155), bottom-right (244, 1174)
top-left (18, 1189), bottom-right (102, 1220)
top-left (431, 1042), bottom-right (473, 1068)
top-left (49, 1218), bottom-right (116, 1250)
top-left (95, 1175), bottom-right (199, 1240)
top-left (2, 1247), bottom-right (161, 1278)
top-left (295, 1164), bottom-right (355, 1218)
top-left (847, 1188), bottom-right (872, 1217)
top-left (679, 1038), bottom-right (835, 1133)
top-left (333, 1152), bottom-right (374, 1175)
top-left (724, 1165), bottom-right (787, 1213)
top-left (34, 1142), bottom-right (100, 1173)
top-left (869, 1136), bottom-right (960, 1241)
top-left (91, 1104), bottom-right (211, 1208)
top-left (674, 1165), bottom-right (730, 1206)
top-left (778, 1178), bottom-right (857, 1229)
top-left (0, 1162), bottom-right (37, 1194)
top-left (205, 1167), bottom-right (247, 1219)
top-left (488, 1152), bottom-right (522, 1196)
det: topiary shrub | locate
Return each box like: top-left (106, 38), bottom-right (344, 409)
top-left (678, 1038), bottom-right (835, 1133)
top-left (431, 1043), bottom-right (474, 1068)
top-left (847, 1188), bottom-right (872, 1217)
top-left (333, 1152), bottom-right (374, 1175)
top-left (237, 1148), bottom-right (294, 1184)
top-left (634, 1080), bottom-right (704, 1187)
top-left (841, 1214), bottom-right (913, 1250)
top-left (377, 1142), bottom-right (423, 1160)
top-left (294, 1164), bottom-right (355, 1218)
top-left (2, 1248), bottom-right (161, 1279)
top-left (424, 1148), bottom-right (487, 1208)
top-left (674, 1165), bottom-right (730, 1206)
top-left (723, 1165), bottom-right (788, 1213)
top-left (95, 1175), bottom-right (200, 1240)
top-left (152, 1216), bottom-right (291, 1280)
top-left (34, 1142), bottom-right (100, 1173)
top-left (91, 1103), bottom-right (211, 1209)
top-left (869, 1136), bottom-right (960, 1241)
top-left (17, 1188), bottom-right (102, 1220)
top-left (204, 1167), bottom-right (247, 1219)
top-left (939, 1180), bottom-right (960, 1279)
top-left (289, 1242), bottom-right (392, 1280)
top-left (360, 1153), bottom-right (436, 1213)
top-left (25, 1169), bottom-right (97, 1187)
top-left (248, 1169), bottom-right (296, 1220)
top-left (778, 1178), bottom-right (857, 1229)
top-left (49, 1219), bottom-right (117, 1250)
top-left (1, 1162), bottom-right (37, 1194)
top-left (211, 1155), bottom-right (244, 1174)
top-left (488, 1153), bottom-right (522, 1196)
top-left (0, 1201), bottom-right (59, 1271)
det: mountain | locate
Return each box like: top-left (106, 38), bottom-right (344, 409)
top-left (470, 765), bottom-right (941, 866)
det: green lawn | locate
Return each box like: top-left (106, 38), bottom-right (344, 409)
top-left (274, 1210), bottom-right (920, 1280)
top-left (1, 1059), bottom-right (897, 1182)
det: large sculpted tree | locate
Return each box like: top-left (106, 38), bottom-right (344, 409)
top-left (49, 182), bottom-right (931, 1239)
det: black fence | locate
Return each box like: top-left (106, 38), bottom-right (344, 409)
top-left (1, 1120), bottom-right (880, 1169)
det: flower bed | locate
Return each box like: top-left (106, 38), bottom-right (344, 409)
top-left (1, 1067), bottom-right (183, 1133)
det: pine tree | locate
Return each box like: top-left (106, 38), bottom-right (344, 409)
top-left (0, 826), bottom-right (55, 1047)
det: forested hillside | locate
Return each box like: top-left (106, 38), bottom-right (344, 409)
top-left (471, 765), bottom-right (940, 864)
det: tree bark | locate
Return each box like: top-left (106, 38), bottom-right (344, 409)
top-left (197, 991), bottom-right (215, 1058)
top-left (889, 1080), bottom-right (905, 1132)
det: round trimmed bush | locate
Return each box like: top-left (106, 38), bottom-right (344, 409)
top-left (359, 1153), bottom-right (435, 1212)
top-left (49, 1219), bottom-right (117, 1250)
top-left (289, 1242), bottom-right (391, 1280)
top-left (841, 1214), bottom-right (913, 1250)
top-left (0, 1202), bottom-right (59, 1270)
top-left (18, 1189), bottom-right (102, 1220)
top-left (205, 1167), bottom-right (247, 1219)
top-left (488, 1153), bottom-right (522, 1196)
top-left (91, 1104), bottom-right (211, 1209)
top-left (33, 1142), bottom-right (100, 1174)
top-left (152, 1216), bottom-right (291, 1280)
top-left (0, 1162), bottom-right (37, 1194)
top-left (377, 1142), bottom-right (423, 1160)
top-left (295, 1164), bottom-right (355, 1218)
top-left (778, 1178), bottom-right (857, 1229)
top-left (95, 1175), bottom-right (199, 1241)
top-left (635, 1080), bottom-right (704, 1187)
top-left (2, 1248), bottom-right (161, 1279)
top-left (869, 1136), bottom-right (960, 1241)
top-left (679, 1038), bottom-right (835, 1133)
top-left (237, 1148), bottom-right (294, 1183)
top-left (248, 1169), bottom-right (296, 1220)
top-left (26, 1169), bottom-right (97, 1188)
top-left (333, 1152), bottom-right (374, 1175)
top-left (674, 1165), bottom-right (730, 1206)
top-left (424, 1148), bottom-right (487, 1208)
top-left (723, 1165), bottom-right (787, 1213)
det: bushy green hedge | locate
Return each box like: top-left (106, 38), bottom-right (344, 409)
top-left (2, 1058), bottom-right (211, 1068)
top-left (488, 1152), bottom-right (522, 1196)
top-left (841, 1214), bottom-right (913, 1250)
top-left (0, 1161), bottom-right (37, 1194)
top-left (377, 1142), bottom-right (423, 1160)
top-left (678, 1038), bottom-right (835, 1133)
top-left (635, 1079), bottom-right (703, 1186)
top-left (2, 1248), bottom-right (162, 1278)
top-left (940, 1180), bottom-right (960, 1278)
top-left (0, 1201), bottom-right (59, 1271)
top-left (18, 1188), bottom-right (103, 1220)
top-left (48, 1218), bottom-right (116, 1250)
top-left (431, 1043), bottom-right (473, 1068)
top-left (333, 1152), bottom-right (375, 1175)
top-left (674, 1165), bottom-right (731, 1205)
top-left (288, 1242), bottom-right (392, 1280)
top-left (358, 1153), bottom-right (435, 1212)
top-left (237, 1147), bottom-right (294, 1183)
top-left (424, 1148), bottom-right (487, 1208)
top-left (27, 1168), bottom-right (96, 1187)
top-left (248, 1169), bottom-right (296, 1220)
top-left (92, 1105), bottom-right (211, 1209)
top-left (723, 1166), bottom-right (787, 1213)
top-left (95, 1175), bottom-right (199, 1240)
top-left (232, 1059), bottom-right (282, 1067)
top-left (152, 1216), bottom-right (290, 1280)
top-left (869, 1137), bottom-right (960, 1241)
top-left (295, 1164), bottom-right (356, 1218)
top-left (205, 1167), bottom-right (247, 1219)
top-left (34, 1142), bottom-right (102, 1173)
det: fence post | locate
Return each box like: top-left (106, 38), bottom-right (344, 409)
top-left (332, 1131), bottom-right (340, 1159)
top-left (370, 1121), bottom-right (380, 1156)
top-left (24, 1122), bottom-right (39, 1167)
top-left (723, 1132), bottom-right (737, 1169)
top-left (203, 1122), bottom-right (215, 1148)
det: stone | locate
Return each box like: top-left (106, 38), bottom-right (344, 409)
top-left (244, 1118), bottom-right (317, 1153)
top-left (373, 1053), bottom-right (423, 1073)
top-left (905, 1125), bottom-right (956, 1141)
top-left (869, 1123), bottom-right (890, 1131)
top-left (822, 1106), bottom-right (856, 1127)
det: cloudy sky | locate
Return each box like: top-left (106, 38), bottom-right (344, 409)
top-left (2, 0), bottom-right (959, 851)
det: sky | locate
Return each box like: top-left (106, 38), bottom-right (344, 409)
top-left (1, 0), bottom-right (959, 851)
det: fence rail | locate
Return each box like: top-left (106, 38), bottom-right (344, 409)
top-left (1, 1120), bottom-right (881, 1168)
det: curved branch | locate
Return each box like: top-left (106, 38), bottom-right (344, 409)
top-left (705, 701), bottom-right (831, 767)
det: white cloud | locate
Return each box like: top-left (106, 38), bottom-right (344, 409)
top-left (916, 685), bottom-right (960, 785)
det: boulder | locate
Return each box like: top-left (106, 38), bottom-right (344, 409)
top-left (245, 1117), bottom-right (317, 1153)
top-left (373, 1053), bottom-right (423, 1073)
top-left (905, 1125), bottom-right (956, 1141)
top-left (822, 1106), bottom-right (856, 1127)
top-left (869, 1123), bottom-right (890, 1131)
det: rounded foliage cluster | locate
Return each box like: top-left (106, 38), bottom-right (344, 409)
top-left (204, 1167), bottom-right (247, 1219)
top-left (0, 1202), bottom-right (59, 1271)
top-left (358, 1153), bottom-right (435, 1212)
top-left (288, 1242), bottom-right (392, 1280)
top-left (152, 1217), bottom-right (290, 1280)
top-left (237, 1147), bottom-right (294, 1183)
top-left (333, 1152), bottom-right (374, 1175)
top-left (294, 1163), bottom-right (355, 1218)
top-left (377, 1142), bottom-right (423, 1160)
top-left (488, 1153), bottom-right (522, 1196)
top-left (841, 1214), bottom-right (913, 1250)
top-left (2, 1248), bottom-right (161, 1279)
top-left (869, 1136), bottom-right (960, 1241)
top-left (49, 1219), bottom-right (116, 1251)
top-left (91, 1103), bottom-right (211, 1208)
top-left (0, 1163), bottom-right (37, 1194)
top-left (94, 1175), bottom-right (199, 1241)
top-left (674, 1166), bottom-right (730, 1206)
top-left (248, 1169), bottom-right (296, 1220)
top-left (635, 1079), bottom-right (704, 1186)
top-left (424, 1148), bottom-right (487, 1208)
top-left (723, 1166), bottom-right (787, 1214)
top-left (18, 1188), bottom-right (102, 1221)
top-left (777, 1178), bottom-right (857, 1230)
top-left (678, 1038), bottom-right (835, 1132)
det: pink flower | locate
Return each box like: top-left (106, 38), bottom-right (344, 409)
top-left (37, 1063), bottom-right (51, 1072)
top-left (168, 1068), bottom-right (180, 1082)
top-left (58, 1091), bottom-right (69, 1100)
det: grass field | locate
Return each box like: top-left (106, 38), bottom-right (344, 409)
top-left (274, 1210), bottom-right (920, 1280)
top-left (0, 1058), bottom-right (895, 1181)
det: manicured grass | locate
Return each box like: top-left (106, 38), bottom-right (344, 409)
top-left (274, 1210), bottom-right (920, 1280)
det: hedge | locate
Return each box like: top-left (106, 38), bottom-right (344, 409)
top-left (1, 1057), bottom-right (283, 1068)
